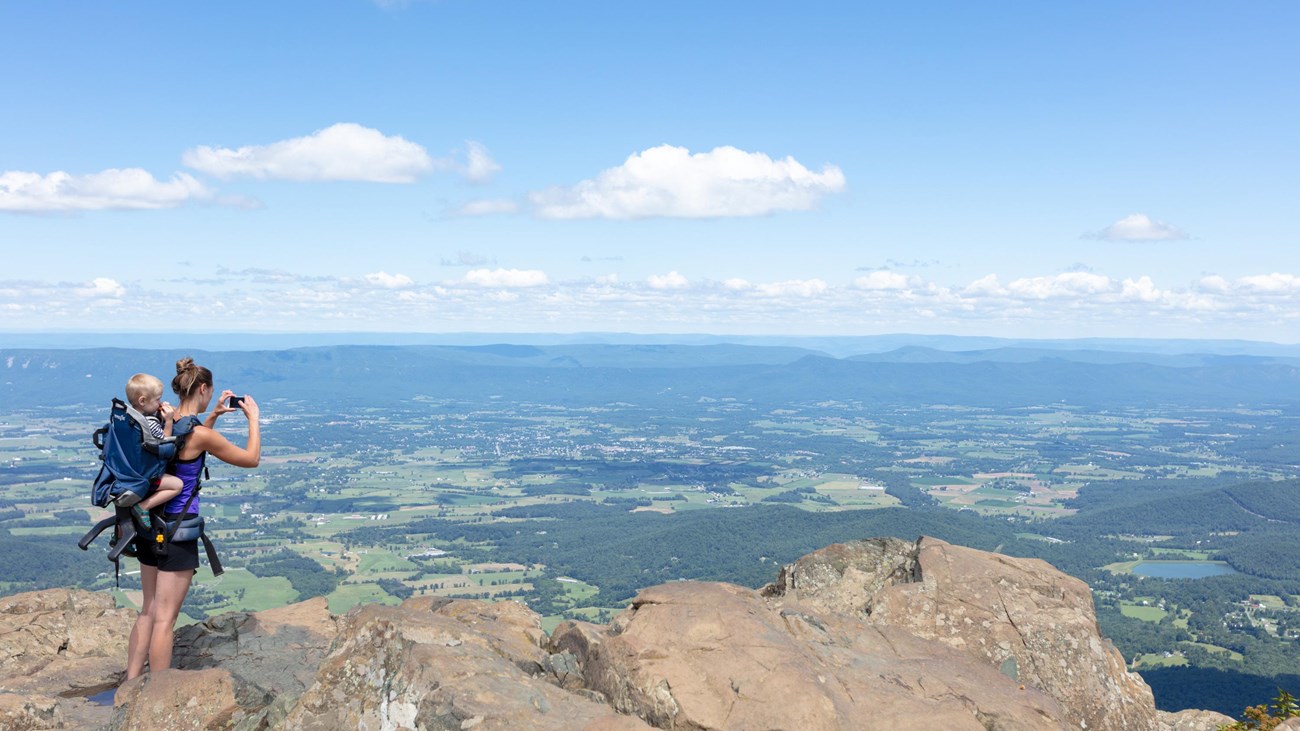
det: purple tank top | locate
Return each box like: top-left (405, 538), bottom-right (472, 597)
top-left (165, 455), bottom-right (205, 515)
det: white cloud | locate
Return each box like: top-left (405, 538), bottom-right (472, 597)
top-left (853, 270), bottom-right (913, 291)
top-left (1119, 276), bottom-right (1161, 302)
top-left (363, 271), bottom-right (414, 289)
top-left (647, 271), bottom-right (689, 290)
top-left (0, 169), bottom-right (212, 212)
top-left (1196, 275), bottom-right (1230, 292)
top-left (530, 144), bottom-right (846, 219)
top-left (962, 274), bottom-right (1005, 296)
top-left (182, 123), bottom-right (433, 183)
top-left (10, 268), bottom-right (1300, 340)
top-left (1005, 272), bottom-right (1113, 299)
top-left (453, 198), bottom-right (519, 217)
top-left (1092, 213), bottom-right (1188, 241)
top-left (1238, 273), bottom-right (1300, 293)
top-left (464, 268), bottom-right (548, 287)
top-left (74, 278), bottom-right (126, 298)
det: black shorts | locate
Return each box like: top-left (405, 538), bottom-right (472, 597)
top-left (134, 514), bottom-right (201, 572)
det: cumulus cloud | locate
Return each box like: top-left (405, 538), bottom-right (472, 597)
top-left (74, 278), bottom-right (126, 298)
top-left (647, 271), bottom-right (689, 290)
top-left (962, 274), bottom-right (1003, 296)
top-left (363, 271), bottom-right (414, 289)
top-left (0, 169), bottom-right (212, 212)
top-left (853, 270), bottom-right (914, 291)
top-left (723, 278), bottom-right (753, 291)
top-left (464, 268), bottom-right (548, 287)
top-left (1119, 276), bottom-right (1161, 302)
top-left (1196, 275), bottom-right (1231, 293)
top-left (1004, 272), bottom-right (1114, 299)
top-left (1238, 273), bottom-right (1300, 293)
top-left (182, 123), bottom-right (433, 183)
top-left (1091, 213), bottom-right (1189, 241)
top-left (958, 272), bottom-right (1177, 306)
top-left (529, 144), bottom-right (846, 219)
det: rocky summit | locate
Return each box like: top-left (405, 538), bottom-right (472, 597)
top-left (0, 536), bottom-right (1238, 731)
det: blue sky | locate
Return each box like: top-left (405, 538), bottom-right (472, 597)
top-left (3, 1), bottom-right (1298, 340)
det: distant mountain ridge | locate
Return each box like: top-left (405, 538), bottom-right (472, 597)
top-left (849, 345), bottom-right (1300, 367)
top-left (4, 342), bottom-right (1300, 410)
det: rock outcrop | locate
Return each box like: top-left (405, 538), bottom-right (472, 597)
top-left (1157, 708), bottom-right (1237, 730)
top-left (0, 588), bottom-right (136, 730)
top-left (282, 596), bottom-right (651, 730)
top-left (552, 580), bottom-right (1066, 730)
top-left (762, 537), bottom-right (1158, 730)
top-left (0, 537), bottom-right (1244, 730)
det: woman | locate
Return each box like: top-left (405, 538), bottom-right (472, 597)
top-left (125, 357), bottom-right (260, 679)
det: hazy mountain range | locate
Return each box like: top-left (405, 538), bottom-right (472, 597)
top-left (4, 336), bottom-right (1299, 410)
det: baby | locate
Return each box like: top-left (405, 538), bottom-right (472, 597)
top-left (124, 373), bottom-right (185, 528)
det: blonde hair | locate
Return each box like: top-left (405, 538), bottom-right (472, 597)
top-left (172, 357), bottom-right (213, 400)
top-left (125, 373), bottom-right (164, 408)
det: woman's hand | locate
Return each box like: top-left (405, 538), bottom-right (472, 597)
top-left (212, 389), bottom-right (238, 417)
top-left (238, 394), bottom-right (259, 421)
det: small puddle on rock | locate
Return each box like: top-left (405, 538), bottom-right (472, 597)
top-left (86, 688), bottom-right (116, 706)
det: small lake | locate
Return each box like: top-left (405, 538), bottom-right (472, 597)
top-left (1131, 561), bottom-right (1238, 579)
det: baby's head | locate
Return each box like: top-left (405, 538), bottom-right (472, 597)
top-left (125, 373), bottom-right (165, 414)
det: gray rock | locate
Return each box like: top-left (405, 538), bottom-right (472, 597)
top-left (172, 596), bottom-right (337, 700)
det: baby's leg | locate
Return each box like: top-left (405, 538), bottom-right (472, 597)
top-left (138, 474), bottom-right (183, 511)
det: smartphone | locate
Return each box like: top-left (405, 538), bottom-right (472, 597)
top-left (227, 395), bottom-right (244, 408)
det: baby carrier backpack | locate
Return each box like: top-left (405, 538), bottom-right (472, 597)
top-left (78, 398), bottom-right (223, 582)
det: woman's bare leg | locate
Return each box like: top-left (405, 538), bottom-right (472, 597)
top-left (146, 569), bottom-right (193, 673)
top-left (126, 565), bottom-right (158, 680)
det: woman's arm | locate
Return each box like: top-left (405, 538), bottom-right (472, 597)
top-left (194, 396), bottom-right (261, 468)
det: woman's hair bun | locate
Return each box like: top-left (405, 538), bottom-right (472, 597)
top-left (171, 357), bottom-right (211, 399)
